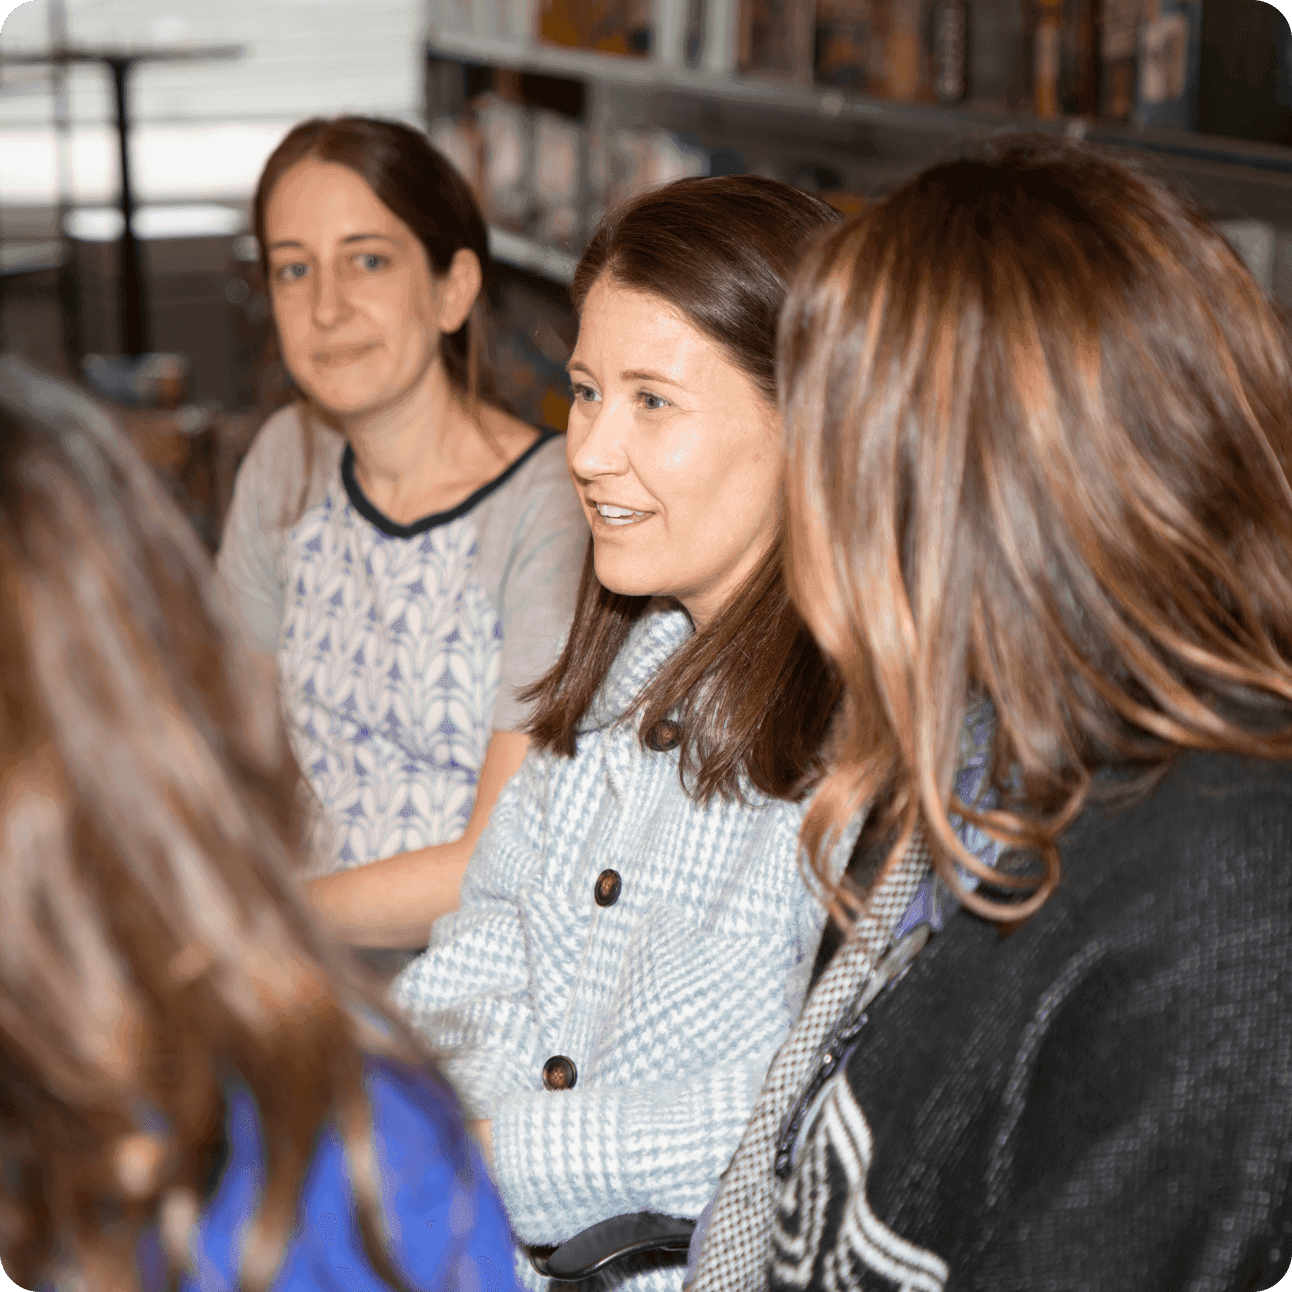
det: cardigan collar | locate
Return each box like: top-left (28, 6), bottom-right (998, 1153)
top-left (578, 602), bottom-right (693, 733)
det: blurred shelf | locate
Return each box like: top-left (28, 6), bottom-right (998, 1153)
top-left (427, 29), bottom-right (1292, 179)
top-left (0, 240), bottom-right (65, 278)
top-left (488, 225), bottom-right (579, 285)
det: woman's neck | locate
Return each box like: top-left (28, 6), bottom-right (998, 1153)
top-left (338, 359), bottom-right (497, 524)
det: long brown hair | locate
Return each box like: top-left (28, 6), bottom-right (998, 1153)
top-left (0, 360), bottom-right (470, 1290)
top-left (254, 115), bottom-right (495, 402)
top-left (781, 136), bottom-right (1292, 922)
top-left (526, 176), bottom-right (843, 802)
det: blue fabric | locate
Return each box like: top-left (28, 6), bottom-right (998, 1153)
top-left (141, 1058), bottom-right (521, 1292)
top-left (893, 697), bottom-right (1001, 942)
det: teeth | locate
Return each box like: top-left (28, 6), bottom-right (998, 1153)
top-left (596, 504), bottom-right (646, 518)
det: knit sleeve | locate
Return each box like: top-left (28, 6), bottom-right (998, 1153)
top-left (479, 441), bottom-right (588, 734)
top-left (388, 752), bottom-right (550, 1121)
top-left (491, 1058), bottom-right (770, 1246)
top-left (214, 406), bottom-right (300, 654)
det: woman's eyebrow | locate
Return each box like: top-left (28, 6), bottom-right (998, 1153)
top-left (621, 368), bottom-right (681, 386)
top-left (567, 360), bottom-right (595, 377)
top-left (268, 233), bottom-right (396, 252)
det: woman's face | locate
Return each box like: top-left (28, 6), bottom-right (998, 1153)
top-left (566, 276), bottom-right (782, 629)
top-left (263, 159), bottom-right (476, 419)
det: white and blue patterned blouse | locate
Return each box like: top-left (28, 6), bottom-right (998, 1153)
top-left (217, 405), bottom-right (588, 874)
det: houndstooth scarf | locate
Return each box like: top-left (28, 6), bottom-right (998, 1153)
top-left (688, 829), bottom-right (934, 1292)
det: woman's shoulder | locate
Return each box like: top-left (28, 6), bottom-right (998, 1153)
top-left (477, 420), bottom-right (571, 504)
top-left (241, 1056), bottom-right (516, 1291)
top-left (1071, 749), bottom-right (1292, 890)
top-left (239, 403), bottom-right (345, 505)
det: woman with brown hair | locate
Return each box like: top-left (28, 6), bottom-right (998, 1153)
top-left (693, 138), bottom-right (1292, 1291)
top-left (391, 175), bottom-right (846, 1291)
top-left (218, 117), bottom-right (586, 962)
top-left (0, 358), bottom-right (520, 1291)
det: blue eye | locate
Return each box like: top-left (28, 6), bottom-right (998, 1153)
top-left (572, 382), bottom-right (601, 403)
top-left (274, 262), bottom-right (308, 283)
top-left (356, 252), bottom-right (386, 271)
top-left (640, 391), bottom-right (668, 411)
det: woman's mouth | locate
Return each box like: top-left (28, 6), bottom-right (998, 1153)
top-left (594, 503), bottom-right (650, 527)
top-left (315, 343), bottom-right (377, 367)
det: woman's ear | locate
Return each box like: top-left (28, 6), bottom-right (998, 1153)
top-left (436, 248), bottom-right (483, 335)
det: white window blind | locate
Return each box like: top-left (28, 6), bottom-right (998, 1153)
top-left (0, 0), bottom-right (426, 205)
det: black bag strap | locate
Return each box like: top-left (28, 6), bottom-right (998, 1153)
top-left (528, 1212), bottom-right (696, 1283)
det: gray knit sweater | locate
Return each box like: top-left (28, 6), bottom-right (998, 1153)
top-left (392, 605), bottom-right (833, 1291)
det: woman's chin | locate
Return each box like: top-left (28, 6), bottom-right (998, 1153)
top-left (591, 554), bottom-right (667, 602)
top-left (300, 380), bottom-right (398, 424)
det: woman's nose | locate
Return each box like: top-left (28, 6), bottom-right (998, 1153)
top-left (571, 402), bottom-right (630, 479)
top-left (311, 266), bottom-right (349, 329)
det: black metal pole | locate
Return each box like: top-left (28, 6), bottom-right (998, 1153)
top-left (109, 56), bottom-right (147, 356)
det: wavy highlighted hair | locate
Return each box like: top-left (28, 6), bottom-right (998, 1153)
top-left (780, 137), bottom-right (1292, 923)
top-left (0, 360), bottom-right (471, 1291)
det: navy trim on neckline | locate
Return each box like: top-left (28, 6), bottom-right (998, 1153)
top-left (340, 429), bottom-right (558, 538)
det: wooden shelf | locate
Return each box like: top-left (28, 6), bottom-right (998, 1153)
top-left (427, 29), bottom-right (1292, 178)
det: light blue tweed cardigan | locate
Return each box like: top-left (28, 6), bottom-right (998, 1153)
top-left (392, 605), bottom-right (832, 1291)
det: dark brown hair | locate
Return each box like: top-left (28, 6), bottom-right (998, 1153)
top-left (0, 360), bottom-right (470, 1290)
top-left (526, 176), bottom-right (843, 802)
top-left (780, 136), bottom-right (1292, 923)
top-left (253, 115), bottom-right (495, 402)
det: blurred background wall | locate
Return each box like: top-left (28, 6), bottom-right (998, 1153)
top-left (1, 0), bottom-right (1291, 550)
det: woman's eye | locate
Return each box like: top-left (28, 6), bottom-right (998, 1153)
top-left (274, 262), bottom-right (308, 284)
top-left (639, 391), bottom-right (669, 411)
top-left (356, 252), bottom-right (387, 271)
top-left (572, 383), bottom-right (601, 403)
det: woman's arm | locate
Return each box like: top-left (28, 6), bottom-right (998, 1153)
top-left (489, 1061), bottom-right (773, 1246)
top-left (304, 729), bottom-right (530, 949)
top-left (215, 406), bottom-right (317, 654)
top-left (390, 749), bottom-right (551, 1118)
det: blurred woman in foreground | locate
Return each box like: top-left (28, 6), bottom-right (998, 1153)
top-left (694, 138), bottom-right (1292, 1290)
top-left (0, 359), bottom-right (518, 1292)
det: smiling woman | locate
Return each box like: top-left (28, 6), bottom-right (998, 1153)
top-left (391, 176), bottom-right (846, 1292)
top-left (216, 118), bottom-right (587, 961)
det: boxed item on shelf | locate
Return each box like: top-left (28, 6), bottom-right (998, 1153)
top-left (600, 128), bottom-right (710, 211)
top-left (429, 116), bottom-right (486, 209)
top-left (1024, 0), bottom-right (1063, 116)
top-left (737, 0), bottom-right (814, 82)
top-left (1060, 0), bottom-right (1098, 115)
top-left (858, 0), bottom-right (931, 101)
top-left (927, 0), bottom-right (969, 103)
top-left (532, 110), bottom-right (586, 249)
top-left (885, 0), bottom-right (929, 99)
top-left (537, 0), bottom-right (654, 54)
top-left (437, 0), bottom-right (534, 41)
top-left (475, 94), bottom-right (536, 229)
top-left (814, 0), bottom-right (870, 88)
top-left (1135, 0), bottom-right (1201, 130)
top-left (684, 0), bottom-right (706, 65)
top-left (1024, 0), bottom-right (1096, 116)
top-left (1099, 0), bottom-right (1140, 119)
